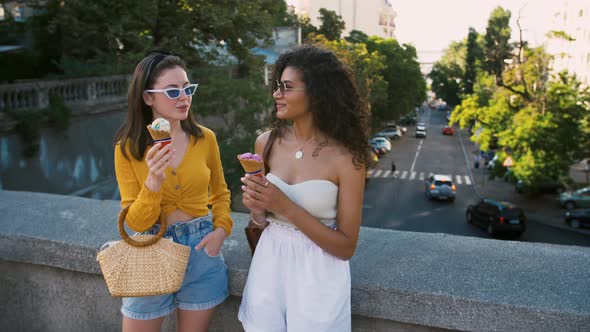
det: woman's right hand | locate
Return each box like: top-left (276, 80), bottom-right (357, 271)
top-left (241, 178), bottom-right (266, 222)
top-left (144, 143), bottom-right (175, 192)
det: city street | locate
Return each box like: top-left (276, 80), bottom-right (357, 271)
top-left (363, 106), bottom-right (590, 247)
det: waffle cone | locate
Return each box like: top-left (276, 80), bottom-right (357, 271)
top-left (238, 156), bottom-right (263, 176)
top-left (147, 125), bottom-right (171, 141)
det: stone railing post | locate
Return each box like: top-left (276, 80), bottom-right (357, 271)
top-left (36, 85), bottom-right (50, 109)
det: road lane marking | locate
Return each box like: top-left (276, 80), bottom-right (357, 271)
top-left (456, 175), bottom-right (462, 184)
top-left (419, 172), bottom-right (425, 181)
top-left (410, 171), bottom-right (417, 180)
top-left (465, 176), bottom-right (472, 185)
top-left (374, 170), bottom-right (383, 177)
top-left (401, 171), bottom-right (408, 179)
top-left (383, 170), bottom-right (391, 177)
top-left (367, 169), bottom-right (375, 176)
top-left (410, 139), bottom-right (423, 172)
top-left (393, 170), bottom-right (399, 177)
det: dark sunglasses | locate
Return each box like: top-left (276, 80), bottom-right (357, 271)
top-left (145, 84), bottom-right (199, 99)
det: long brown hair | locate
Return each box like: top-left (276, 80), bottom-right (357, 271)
top-left (114, 52), bottom-right (203, 160)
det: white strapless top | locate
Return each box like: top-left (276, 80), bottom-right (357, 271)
top-left (265, 173), bottom-right (339, 228)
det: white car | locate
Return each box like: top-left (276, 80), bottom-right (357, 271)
top-left (415, 123), bottom-right (427, 138)
top-left (369, 137), bottom-right (391, 151)
top-left (375, 128), bottom-right (401, 140)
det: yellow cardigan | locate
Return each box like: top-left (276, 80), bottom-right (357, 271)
top-left (114, 125), bottom-right (233, 235)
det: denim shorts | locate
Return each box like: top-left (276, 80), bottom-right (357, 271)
top-left (121, 215), bottom-right (229, 320)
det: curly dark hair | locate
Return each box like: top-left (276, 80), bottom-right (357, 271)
top-left (270, 45), bottom-right (373, 169)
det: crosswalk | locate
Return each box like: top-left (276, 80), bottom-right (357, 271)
top-left (367, 169), bottom-right (473, 186)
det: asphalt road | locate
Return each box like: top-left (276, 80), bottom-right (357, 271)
top-left (363, 106), bottom-right (590, 247)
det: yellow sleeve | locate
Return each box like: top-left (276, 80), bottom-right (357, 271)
top-left (205, 130), bottom-right (233, 236)
top-left (114, 143), bottom-right (162, 232)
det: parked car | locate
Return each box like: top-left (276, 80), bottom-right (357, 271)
top-left (425, 174), bottom-right (455, 201)
top-left (369, 137), bottom-right (391, 152)
top-left (515, 179), bottom-right (566, 195)
top-left (400, 115), bottom-right (417, 125)
top-left (560, 187), bottom-right (590, 210)
top-left (564, 208), bottom-right (590, 228)
top-left (415, 123), bottom-right (427, 138)
top-left (466, 199), bottom-right (527, 236)
top-left (442, 126), bottom-right (454, 135)
top-left (375, 128), bottom-right (401, 140)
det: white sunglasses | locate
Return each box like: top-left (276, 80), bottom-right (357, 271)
top-left (145, 84), bottom-right (198, 99)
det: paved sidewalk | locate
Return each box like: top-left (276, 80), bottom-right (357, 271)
top-left (459, 129), bottom-right (590, 236)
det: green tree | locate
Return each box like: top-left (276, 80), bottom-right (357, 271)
top-left (317, 8), bottom-right (345, 41)
top-left (365, 37), bottom-right (426, 126)
top-left (428, 40), bottom-right (466, 106)
top-left (464, 27), bottom-right (481, 94)
top-left (345, 30), bottom-right (369, 44)
top-left (296, 16), bottom-right (317, 41)
top-left (311, 35), bottom-right (387, 126)
top-left (484, 6), bottom-right (513, 86)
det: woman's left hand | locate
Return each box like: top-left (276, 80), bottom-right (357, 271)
top-left (195, 227), bottom-right (226, 256)
top-left (241, 174), bottom-right (292, 216)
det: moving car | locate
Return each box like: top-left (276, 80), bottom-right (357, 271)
top-left (425, 174), bottom-right (455, 201)
top-left (466, 199), bottom-right (527, 236)
top-left (415, 123), bottom-right (427, 138)
top-left (560, 187), bottom-right (590, 210)
top-left (564, 208), bottom-right (590, 228)
top-left (442, 126), bottom-right (454, 135)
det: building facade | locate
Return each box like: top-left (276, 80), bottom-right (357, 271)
top-left (544, 0), bottom-right (590, 86)
top-left (289, 0), bottom-right (396, 39)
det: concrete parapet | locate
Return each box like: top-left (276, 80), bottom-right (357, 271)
top-left (0, 190), bottom-right (589, 331)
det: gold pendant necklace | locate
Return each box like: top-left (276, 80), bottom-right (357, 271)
top-left (293, 129), bottom-right (315, 159)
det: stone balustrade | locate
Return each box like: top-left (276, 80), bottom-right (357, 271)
top-left (0, 75), bottom-right (129, 112)
top-left (1, 190), bottom-right (589, 331)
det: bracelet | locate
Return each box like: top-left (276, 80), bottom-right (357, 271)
top-left (250, 212), bottom-right (267, 226)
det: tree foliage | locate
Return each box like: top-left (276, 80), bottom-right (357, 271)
top-left (449, 6), bottom-right (590, 190)
top-left (484, 6), bottom-right (513, 86)
top-left (311, 35), bottom-right (387, 127)
top-left (428, 40), bottom-right (466, 106)
top-left (364, 37), bottom-right (426, 127)
top-left (317, 8), bottom-right (345, 41)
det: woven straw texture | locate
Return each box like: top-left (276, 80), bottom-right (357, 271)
top-left (97, 235), bottom-right (190, 297)
top-left (147, 126), bottom-right (171, 141)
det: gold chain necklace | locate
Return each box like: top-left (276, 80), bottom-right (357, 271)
top-left (293, 129), bottom-right (315, 159)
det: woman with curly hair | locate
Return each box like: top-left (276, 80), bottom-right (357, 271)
top-left (238, 45), bottom-right (372, 331)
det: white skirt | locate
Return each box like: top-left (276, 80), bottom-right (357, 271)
top-left (238, 222), bottom-right (351, 332)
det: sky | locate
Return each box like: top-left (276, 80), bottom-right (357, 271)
top-left (391, 0), bottom-right (555, 63)
top-left (286, 0), bottom-right (558, 64)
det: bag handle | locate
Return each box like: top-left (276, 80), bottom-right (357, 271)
top-left (262, 128), bottom-right (278, 174)
top-left (118, 205), bottom-right (167, 247)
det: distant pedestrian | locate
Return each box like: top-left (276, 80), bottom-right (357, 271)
top-left (391, 160), bottom-right (396, 173)
top-left (474, 154), bottom-right (481, 169)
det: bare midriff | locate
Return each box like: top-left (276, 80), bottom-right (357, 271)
top-left (167, 209), bottom-right (196, 224)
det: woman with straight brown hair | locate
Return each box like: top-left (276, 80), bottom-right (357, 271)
top-left (113, 51), bottom-right (232, 332)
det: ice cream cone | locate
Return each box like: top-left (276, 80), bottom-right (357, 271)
top-left (238, 153), bottom-right (263, 177)
top-left (148, 118), bottom-right (171, 145)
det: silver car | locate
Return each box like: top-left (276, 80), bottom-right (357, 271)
top-left (425, 174), bottom-right (456, 201)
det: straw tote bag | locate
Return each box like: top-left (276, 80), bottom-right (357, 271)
top-left (97, 206), bottom-right (191, 297)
